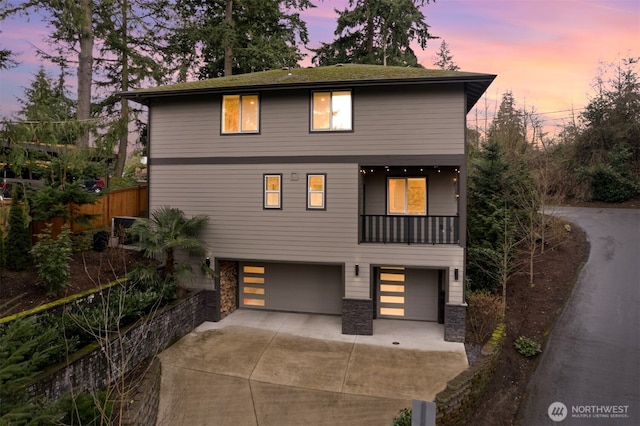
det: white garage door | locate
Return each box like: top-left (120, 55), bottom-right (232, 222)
top-left (378, 267), bottom-right (438, 321)
top-left (240, 262), bottom-right (343, 315)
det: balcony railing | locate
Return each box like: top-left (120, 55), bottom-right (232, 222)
top-left (360, 215), bottom-right (459, 245)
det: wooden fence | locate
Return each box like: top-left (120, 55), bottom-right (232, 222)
top-left (29, 184), bottom-right (148, 239)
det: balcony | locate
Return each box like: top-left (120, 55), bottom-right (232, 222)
top-left (360, 215), bottom-right (459, 245)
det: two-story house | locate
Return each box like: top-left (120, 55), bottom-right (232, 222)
top-left (121, 64), bottom-right (495, 342)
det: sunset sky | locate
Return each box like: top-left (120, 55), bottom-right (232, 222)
top-left (1, 0), bottom-right (638, 137)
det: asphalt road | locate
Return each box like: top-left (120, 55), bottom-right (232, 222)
top-left (520, 207), bottom-right (640, 426)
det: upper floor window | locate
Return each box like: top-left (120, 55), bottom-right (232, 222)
top-left (307, 174), bottom-right (326, 210)
top-left (222, 94), bottom-right (259, 133)
top-left (312, 91), bottom-right (352, 131)
top-left (264, 174), bottom-right (282, 209)
top-left (388, 177), bottom-right (426, 215)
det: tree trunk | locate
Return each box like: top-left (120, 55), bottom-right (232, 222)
top-left (224, 0), bottom-right (233, 76)
top-left (114, 0), bottom-right (129, 178)
top-left (365, 0), bottom-right (374, 56)
top-left (77, 0), bottom-right (94, 148)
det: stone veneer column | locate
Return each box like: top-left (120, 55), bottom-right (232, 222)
top-left (342, 298), bottom-right (373, 335)
top-left (444, 303), bottom-right (467, 342)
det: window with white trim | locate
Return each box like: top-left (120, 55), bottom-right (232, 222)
top-left (387, 177), bottom-right (426, 215)
top-left (264, 174), bottom-right (281, 209)
top-left (307, 174), bottom-right (326, 210)
top-left (222, 94), bottom-right (259, 133)
top-left (311, 91), bottom-right (352, 131)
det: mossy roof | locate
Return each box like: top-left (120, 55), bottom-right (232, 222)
top-left (121, 64), bottom-right (496, 111)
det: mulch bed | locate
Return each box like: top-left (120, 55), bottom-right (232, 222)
top-left (467, 218), bottom-right (589, 425)
top-left (0, 248), bottom-right (159, 317)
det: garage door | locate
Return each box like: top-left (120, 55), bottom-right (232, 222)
top-left (378, 267), bottom-right (438, 321)
top-left (240, 262), bottom-right (343, 315)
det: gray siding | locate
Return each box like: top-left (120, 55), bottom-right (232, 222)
top-left (149, 85), bottom-right (466, 160)
top-left (149, 163), bottom-right (465, 304)
top-left (147, 82), bottom-right (468, 307)
top-left (428, 171), bottom-right (458, 216)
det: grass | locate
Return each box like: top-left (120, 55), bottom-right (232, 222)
top-left (125, 64), bottom-right (492, 94)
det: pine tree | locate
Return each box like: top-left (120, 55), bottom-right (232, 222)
top-left (488, 92), bottom-right (527, 157)
top-left (5, 193), bottom-right (31, 271)
top-left (312, 0), bottom-right (435, 67)
top-left (170, 0), bottom-right (314, 79)
top-left (0, 316), bottom-right (64, 422)
top-left (433, 40), bottom-right (459, 71)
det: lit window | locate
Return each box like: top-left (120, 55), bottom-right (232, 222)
top-left (222, 94), bottom-right (259, 133)
top-left (264, 174), bottom-right (281, 209)
top-left (312, 91), bottom-right (352, 131)
top-left (388, 177), bottom-right (426, 215)
top-left (307, 174), bottom-right (326, 210)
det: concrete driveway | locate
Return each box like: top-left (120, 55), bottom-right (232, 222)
top-left (156, 310), bottom-right (468, 426)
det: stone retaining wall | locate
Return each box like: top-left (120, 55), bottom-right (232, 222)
top-left (27, 289), bottom-right (217, 402)
top-left (435, 324), bottom-right (506, 425)
top-left (121, 357), bottom-right (162, 426)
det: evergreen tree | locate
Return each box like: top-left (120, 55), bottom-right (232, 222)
top-left (10, 68), bottom-right (82, 146)
top-left (1, 0), bottom-right (95, 147)
top-left (92, 0), bottom-right (177, 178)
top-left (433, 40), bottom-right (459, 71)
top-left (0, 29), bottom-right (17, 69)
top-left (0, 227), bottom-right (5, 273)
top-left (0, 316), bottom-right (64, 422)
top-left (573, 57), bottom-right (640, 201)
top-left (5, 192), bottom-right (31, 271)
top-left (467, 140), bottom-right (518, 293)
top-left (312, 0), bottom-right (435, 67)
top-left (170, 0), bottom-right (314, 79)
top-left (488, 91), bottom-right (527, 157)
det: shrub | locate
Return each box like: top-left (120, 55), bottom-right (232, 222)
top-left (31, 224), bottom-right (73, 296)
top-left (57, 391), bottom-right (114, 425)
top-left (393, 408), bottom-right (412, 426)
top-left (6, 195), bottom-right (32, 271)
top-left (514, 336), bottom-right (542, 357)
top-left (467, 291), bottom-right (504, 345)
top-left (590, 166), bottom-right (639, 203)
top-left (0, 316), bottom-right (65, 422)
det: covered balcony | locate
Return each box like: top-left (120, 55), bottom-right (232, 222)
top-left (358, 165), bottom-right (461, 245)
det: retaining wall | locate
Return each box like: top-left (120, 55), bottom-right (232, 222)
top-left (435, 324), bottom-right (506, 425)
top-left (121, 357), bottom-right (162, 426)
top-left (27, 289), bottom-right (217, 402)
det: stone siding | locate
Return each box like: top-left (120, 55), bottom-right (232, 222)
top-left (342, 298), bottom-right (373, 335)
top-left (444, 303), bottom-right (467, 342)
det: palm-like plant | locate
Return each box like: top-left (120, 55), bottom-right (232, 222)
top-left (127, 207), bottom-right (209, 287)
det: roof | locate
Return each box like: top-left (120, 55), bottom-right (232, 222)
top-left (120, 64), bottom-right (496, 112)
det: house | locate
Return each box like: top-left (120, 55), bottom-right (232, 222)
top-left (121, 64), bottom-right (495, 342)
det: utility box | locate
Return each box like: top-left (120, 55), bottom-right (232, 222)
top-left (110, 216), bottom-right (140, 248)
top-left (412, 400), bottom-right (436, 426)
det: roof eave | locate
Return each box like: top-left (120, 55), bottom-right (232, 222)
top-left (120, 74), bottom-right (496, 112)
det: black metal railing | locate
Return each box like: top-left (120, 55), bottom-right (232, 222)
top-left (360, 215), bottom-right (459, 245)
